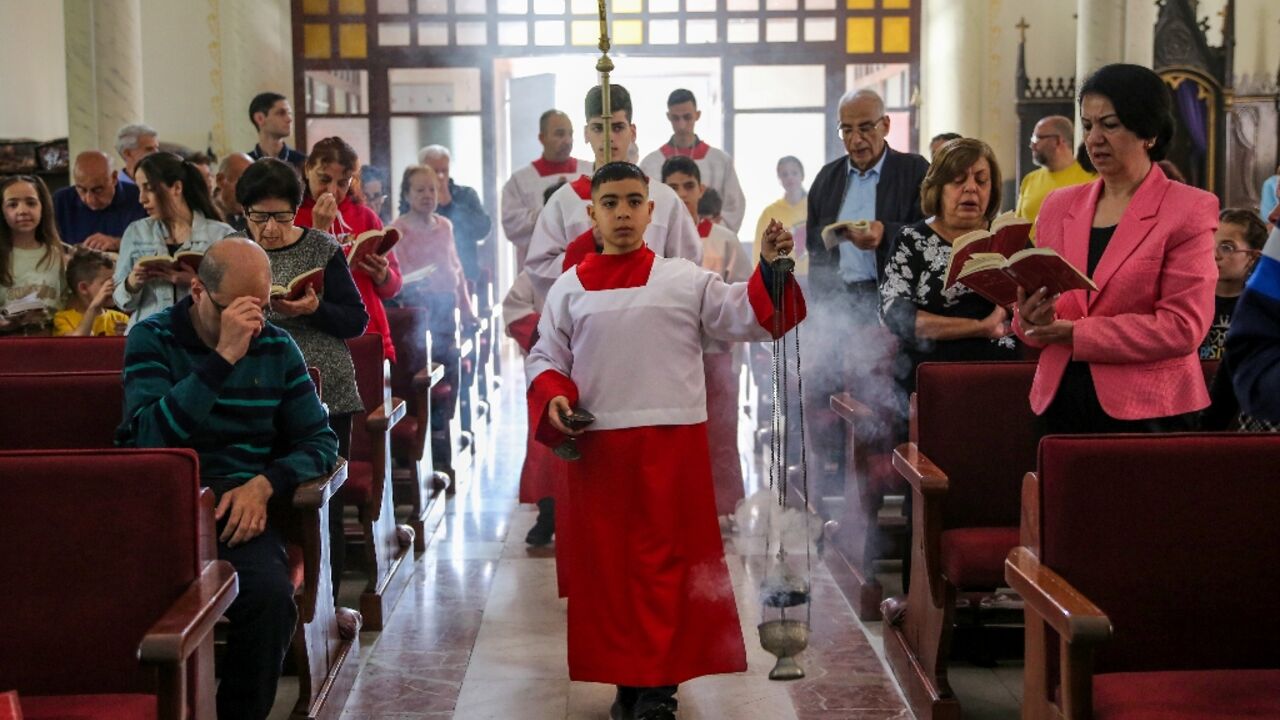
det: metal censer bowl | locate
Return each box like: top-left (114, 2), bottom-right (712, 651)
top-left (757, 618), bottom-right (810, 680)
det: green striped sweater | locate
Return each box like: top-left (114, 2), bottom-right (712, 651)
top-left (116, 297), bottom-right (338, 496)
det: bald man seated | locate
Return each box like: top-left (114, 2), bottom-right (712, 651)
top-left (116, 236), bottom-right (339, 720)
top-left (215, 152), bottom-right (255, 232)
top-left (52, 150), bottom-right (148, 250)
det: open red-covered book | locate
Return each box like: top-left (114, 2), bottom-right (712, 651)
top-left (343, 227), bottom-right (400, 267)
top-left (943, 212), bottom-right (1033, 290)
top-left (956, 248), bottom-right (1097, 307)
top-left (136, 250), bottom-right (204, 275)
top-left (270, 267), bottom-right (325, 301)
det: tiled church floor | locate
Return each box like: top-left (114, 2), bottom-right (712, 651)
top-left (267, 346), bottom-right (1021, 719)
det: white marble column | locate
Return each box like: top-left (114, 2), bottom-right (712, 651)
top-left (1075, 0), bottom-right (1126, 94)
top-left (64, 0), bottom-right (145, 160)
top-left (920, 0), bottom-right (986, 143)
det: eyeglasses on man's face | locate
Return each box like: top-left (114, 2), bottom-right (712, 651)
top-left (1029, 134), bottom-right (1060, 145)
top-left (837, 117), bottom-right (886, 139)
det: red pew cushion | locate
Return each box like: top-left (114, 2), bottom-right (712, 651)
top-left (21, 693), bottom-right (156, 720)
top-left (391, 417), bottom-right (420, 460)
top-left (1093, 669), bottom-right (1280, 720)
top-left (940, 526), bottom-right (1019, 588)
top-left (340, 460), bottom-right (374, 505)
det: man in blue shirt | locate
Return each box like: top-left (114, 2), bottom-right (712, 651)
top-left (248, 92), bottom-right (306, 174)
top-left (52, 151), bottom-right (148, 251)
top-left (803, 89), bottom-right (929, 495)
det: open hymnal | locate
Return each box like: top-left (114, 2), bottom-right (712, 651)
top-left (135, 250), bottom-right (204, 274)
top-left (955, 248), bottom-right (1097, 307)
top-left (270, 267), bottom-right (325, 301)
top-left (400, 263), bottom-right (438, 286)
top-left (342, 227), bottom-right (401, 267)
top-left (820, 220), bottom-right (871, 250)
top-left (1, 293), bottom-right (46, 318)
top-left (943, 212), bottom-right (1033, 290)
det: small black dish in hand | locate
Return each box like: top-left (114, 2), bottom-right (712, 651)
top-left (554, 409), bottom-right (596, 461)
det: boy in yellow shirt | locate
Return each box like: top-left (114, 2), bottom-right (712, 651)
top-left (54, 250), bottom-right (129, 336)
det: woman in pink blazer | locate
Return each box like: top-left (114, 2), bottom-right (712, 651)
top-left (1014, 64), bottom-right (1218, 433)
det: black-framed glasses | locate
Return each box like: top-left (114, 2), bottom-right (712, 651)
top-left (837, 117), bottom-right (886, 139)
top-left (206, 293), bottom-right (230, 313)
top-left (245, 210), bottom-right (297, 225)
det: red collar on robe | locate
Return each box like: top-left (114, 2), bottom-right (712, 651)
top-left (576, 245), bottom-right (655, 291)
top-left (532, 157), bottom-right (579, 176)
top-left (696, 218), bottom-right (713, 238)
top-left (563, 228), bottom-right (599, 271)
top-left (660, 137), bottom-right (711, 160)
top-left (570, 174), bottom-right (593, 200)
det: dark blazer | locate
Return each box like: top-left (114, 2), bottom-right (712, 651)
top-left (806, 146), bottom-right (929, 301)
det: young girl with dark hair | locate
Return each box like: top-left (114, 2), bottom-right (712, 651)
top-left (295, 137), bottom-right (403, 362)
top-left (0, 175), bottom-right (67, 334)
top-left (113, 152), bottom-right (234, 326)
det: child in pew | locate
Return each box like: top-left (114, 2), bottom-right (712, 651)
top-left (526, 161), bottom-right (804, 720)
top-left (1199, 208), bottom-right (1267, 360)
top-left (54, 250), bottom-right (130, 336)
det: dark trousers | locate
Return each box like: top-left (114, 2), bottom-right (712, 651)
top-left (216, 522), bottom-right (298, 720)
top-left (618, 685), bottom-right (678, 714)
top-left (328, 412), bottom-right (354, 597)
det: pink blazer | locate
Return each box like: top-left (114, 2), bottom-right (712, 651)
top-left (1013, 165), bottom-right (1218, 420)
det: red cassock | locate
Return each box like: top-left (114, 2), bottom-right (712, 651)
top-left (526, 246), bottom-right (804, 686)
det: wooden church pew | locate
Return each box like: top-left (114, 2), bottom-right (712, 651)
top-left (0, 369), bottom-right (358, 720)
top-left (0, 335), bottom-right (125, 371)
top-left (886, 361), bottom-right (1041, 720)
top-left (344, 334), bottom-right (414, 631)
top-left (0, 448), bottom-right (237, 720)
top-left (385, 306), bottom-right (453, 553)
top-left (1007, 433), bottom-right (1280, 720)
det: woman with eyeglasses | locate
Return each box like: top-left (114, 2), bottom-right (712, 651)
top-left (1014, 63), bottom-right (1219, 434)
top-left (236, 157), bottom-right (369, 596)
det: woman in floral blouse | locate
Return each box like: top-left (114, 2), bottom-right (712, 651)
top-left (879, 138), bottom-right (1019, 395)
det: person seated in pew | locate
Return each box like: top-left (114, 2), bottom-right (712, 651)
top-left (1, 175), bottom-right (68, 336)
top-left (116, 235), bottom-right (339, 720)
top-left (1199, 208), bottom-right (1266, 360)
top-left (53, 249), bottom-right (129, 336)
top-left (237, 157), bottom-right (369, 597)
top-left (1223, 214), bottom-right (1280, 428)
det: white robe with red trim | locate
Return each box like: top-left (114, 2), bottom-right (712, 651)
top-left (525, 246), bottom-right (805, 686)
top-left (524, 174), bottom-right (702, 303)
top-left (500, 158), bottom-right (589, 269)
top-left (640, 139), bottom-right (747, 233)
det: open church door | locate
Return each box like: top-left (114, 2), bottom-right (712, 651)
top-left (497, 72), bottom-right (558, 290)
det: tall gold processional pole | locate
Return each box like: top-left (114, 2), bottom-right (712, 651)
top-left (596, 0), bottom-right (614, 164)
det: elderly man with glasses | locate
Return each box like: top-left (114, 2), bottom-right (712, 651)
top-left (804, 88), bottom-right (929, 491)
top-left (1015, 115), bottom-right (1095, 240)
top-left (52, 150), bottom-right (149, 250)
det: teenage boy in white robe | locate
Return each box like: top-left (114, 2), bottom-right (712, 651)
top-left (525, 84), bottom-right (701, 304)
top-left (526, 161), bottom-right (805, 720)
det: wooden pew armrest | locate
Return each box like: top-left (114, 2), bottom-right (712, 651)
top-left (830, 391), bottom-right (874, 425)
top-left (366, 398), bottom-right (408, 432)
top-left (1005, 546), bottom-right (1112, 645)
top-left (138, 559), bottom-right (239, 663)
top-left (892, 443), bottom-right (949, 496)
top-left (412, 363), bottom-right (445, 393)
top-left (293, 458), bottom-right (348, 510)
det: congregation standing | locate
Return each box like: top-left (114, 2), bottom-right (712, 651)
top-left (6, 60), bottom-right (1280, 720)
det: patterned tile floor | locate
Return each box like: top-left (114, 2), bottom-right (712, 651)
top-left (267, 345), bottom-right (1021, 719)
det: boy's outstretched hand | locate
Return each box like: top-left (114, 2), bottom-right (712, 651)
top-left (760, 219), bottom-right (795, 263)
top-left (548, 396), bottom-right (586, 436)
